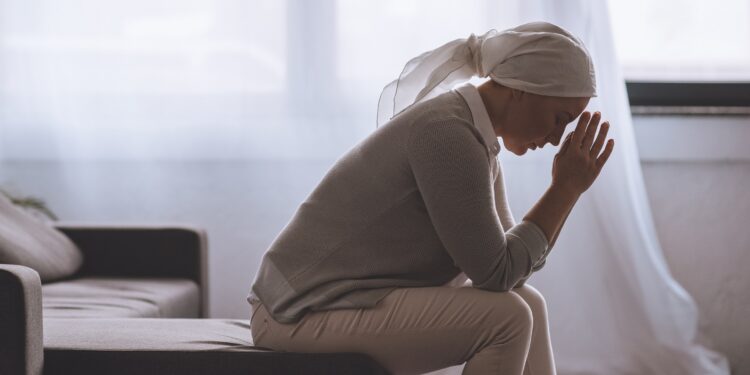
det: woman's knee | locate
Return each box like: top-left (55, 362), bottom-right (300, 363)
top-left (511, 283), bottom-right (548, 316)
top-left (471, 290), bottom-right (534, 354)
top-left (483, 289), bottom-right (534, 330)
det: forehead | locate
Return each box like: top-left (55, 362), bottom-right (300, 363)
top-left (548, 96), bottom-right (589, 115)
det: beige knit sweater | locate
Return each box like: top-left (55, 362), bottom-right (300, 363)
top-left (248, 83), bottom-right (551, 324)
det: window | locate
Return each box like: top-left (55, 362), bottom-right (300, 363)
top-left (608, 0), bottom-right (750, 112)
top-left (608, 0), bottom-right (750, 82)
top-left (0, 0), bottom-right (287, 96)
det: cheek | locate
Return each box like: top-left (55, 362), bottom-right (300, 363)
top-left (508, 105), bottom-right (552, 143)
top-left (527, 111), bottom-right (554, 138)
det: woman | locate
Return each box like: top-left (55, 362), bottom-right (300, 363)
top-left (248, 21), bottom-right (614, 375)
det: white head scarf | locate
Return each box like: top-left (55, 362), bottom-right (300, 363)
top-left (376, 21), bottom-right (597, 127)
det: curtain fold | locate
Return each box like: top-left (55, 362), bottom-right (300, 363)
top-left (427, 1), bottom-right (729, 374)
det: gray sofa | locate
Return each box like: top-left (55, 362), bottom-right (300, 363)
top-left (0, 223), bottom-right (389, 375)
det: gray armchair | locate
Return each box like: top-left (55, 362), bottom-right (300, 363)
top-left (53, 223), bottom-right (210, 317)
top-left (0, 223), bottom-right (209, 375)
top-left (1, 224), bottom-right (389, 375)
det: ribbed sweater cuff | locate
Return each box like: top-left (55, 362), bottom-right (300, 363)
top-left (507, 219), bottom-right (549, 264)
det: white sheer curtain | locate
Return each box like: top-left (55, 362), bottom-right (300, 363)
top-left (0, 0), bottom-right (729, 373)
top-left (427, 1), bottom-right (730, 374)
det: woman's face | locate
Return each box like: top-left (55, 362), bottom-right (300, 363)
top-left (500, 91), bottom-right (590, 156)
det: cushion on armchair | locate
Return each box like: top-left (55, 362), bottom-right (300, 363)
top-left (0, 193), bottom-right (83, 283)
top-left (42, 277), bottom-right (200, 318)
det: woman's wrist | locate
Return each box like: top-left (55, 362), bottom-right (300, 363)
top-left (522, 182), bottom-right (581, 245)
top-left (549, 181), bottom-right (582, 201)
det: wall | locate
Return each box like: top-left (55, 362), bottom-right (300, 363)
top-left (635, 115), bottom-right (750, 375)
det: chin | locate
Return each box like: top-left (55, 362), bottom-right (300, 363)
top-left (512, 145), bottom-right (529, 156)
top-left (503, 140), bottom-right (525, 156)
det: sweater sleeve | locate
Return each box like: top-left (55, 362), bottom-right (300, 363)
top-left (407, 119), bottom-right (549, 292)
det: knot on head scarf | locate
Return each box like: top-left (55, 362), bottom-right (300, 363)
top-left (376, 21), bottom-right (597, 127)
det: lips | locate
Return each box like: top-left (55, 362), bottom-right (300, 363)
top-left (529, 141), bottom-right (546, 150)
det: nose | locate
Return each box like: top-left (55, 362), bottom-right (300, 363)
top-left (548, 123), bottom-right (569, 147)
top-left (549, 130), bottom-right (566, 146)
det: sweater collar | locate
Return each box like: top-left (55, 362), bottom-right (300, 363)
top-left (455, 83), bottom-right (501, 156)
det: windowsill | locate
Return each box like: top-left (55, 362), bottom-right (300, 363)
top-left (626, 81), bottom-right (750, 162)
top-left (631, 106), bottom-right (750, 116)
top-left (632, 114), bottom-right (750, 162)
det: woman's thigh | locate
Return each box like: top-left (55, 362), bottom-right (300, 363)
top-left (250, 285), bottom-right (534, 375)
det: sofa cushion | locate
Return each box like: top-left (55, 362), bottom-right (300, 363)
top-left (0, 193), bottom-right (83, 283)
top-left (42, 277), bottom-right (200, 318)
top-left (43, 318), bottom-right (388, 375)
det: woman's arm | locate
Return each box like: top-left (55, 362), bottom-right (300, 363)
top-left (408, 119), bottom-right (549, 292)
top-left (522, 183), bottom-right (581, 252)
top-left (494, 156), bottom-right (576, 289)
top-left (513, 194), bottom-right (575, 288)
top-left (523, 111), bottom-right (612, 252)
top-left (514, 112), bottom-right (615, 288)
top-left (542, 191), bottom-right (578, 250)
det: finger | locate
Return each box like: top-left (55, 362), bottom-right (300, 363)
top-left (581, 112), bottom-right (602, 151)
top-left (571, 111), bottom-right (592, 146)
top-left (559, 131), bottom-right (573, 155)
top-left (595, 139), bottom-right (615, 170)
top-left (590, 121), bottom-right (610, 157)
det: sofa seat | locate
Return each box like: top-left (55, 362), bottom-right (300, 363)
top-left (42, 318), bottom-right (390, 375)
top-left (42, 277), bottom-right (200, 318)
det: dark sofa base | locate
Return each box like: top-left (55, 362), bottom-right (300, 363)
top-left (43, 349), bottom-right (390, 375)
top-left (42, 318), bottom-right (390, 375)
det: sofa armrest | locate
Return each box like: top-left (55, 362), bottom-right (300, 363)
top-left (53, 223), bottom-right (209, 318)
top-left (0, 265), bottom-right (43, 375)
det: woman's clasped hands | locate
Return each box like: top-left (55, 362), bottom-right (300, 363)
top-left (551, 111), bottom-right (615, 196)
